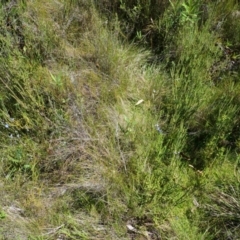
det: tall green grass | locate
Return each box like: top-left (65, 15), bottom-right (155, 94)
top-left (0, 0), bottom-right (240, 239)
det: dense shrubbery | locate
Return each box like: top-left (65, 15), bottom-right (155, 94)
top-left (0, 0), bottom-right (240, 239)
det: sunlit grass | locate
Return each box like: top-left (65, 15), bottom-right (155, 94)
top-left (0, 0), bottom-right (240, 239)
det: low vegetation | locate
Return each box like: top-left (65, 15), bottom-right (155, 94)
top-left (0, 0), bottom-right (240, 239)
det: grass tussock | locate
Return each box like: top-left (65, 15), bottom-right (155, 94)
top-left (0, 0), bottom-right (240, 239)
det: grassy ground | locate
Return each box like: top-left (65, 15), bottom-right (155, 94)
top-left (0, 0), bottom-right (240, 239)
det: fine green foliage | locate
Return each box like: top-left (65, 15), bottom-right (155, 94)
top-left (0, 0), bottom-right (240, 239)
